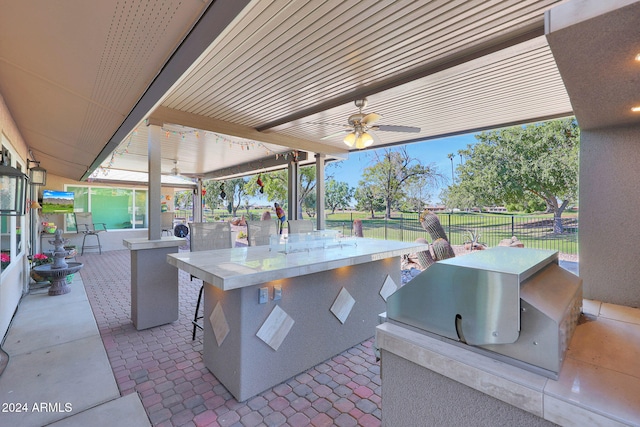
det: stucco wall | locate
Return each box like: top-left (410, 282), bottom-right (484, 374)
top-left (380, 350), bottom-right (555, 426)
top-left (579, 125), bottom-right (640, 307)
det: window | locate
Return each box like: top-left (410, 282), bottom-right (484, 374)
top-left (66, 185), bottom-right (148, 230)
top-left (0, 138), bottom-right (26, 275)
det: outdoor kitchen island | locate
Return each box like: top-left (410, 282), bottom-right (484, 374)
top-left (166, 235), bottom-right (428, 401)
top-left (376, 247), bottom-right (640, 426)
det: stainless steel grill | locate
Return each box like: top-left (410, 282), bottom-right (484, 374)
top-left (386, 247), bottom-right (582, 378)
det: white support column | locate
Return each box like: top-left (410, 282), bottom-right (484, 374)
top-left (193, 178), bottom-right (203, 223)
top-left (147, 119), bottom-right (163, 241)
top-left (315, 153), bottom-right (326, 230)
top-left (287, 158), bottom-right (300, 220)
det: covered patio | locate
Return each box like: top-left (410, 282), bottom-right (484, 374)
top-left (2, 0), bottom-right (640, 426)
top-left (1, 250), bottom-right (586, 427)
top-left (0, 249), bottom-right (386, 427)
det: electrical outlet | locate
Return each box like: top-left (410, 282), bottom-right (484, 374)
top-left (273, 285), bottom-right (282, 301)
top-left (259, 287), bottom-right (268, 304)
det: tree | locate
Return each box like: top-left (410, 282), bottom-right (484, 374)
top-left (173, 190), bottom-right (193, 211)
top-left (303, 191), bottom-right (316, 217)
top-left (246, 166), bottom-right (318, 219)
top-left (205, 178), bottom-right (249, 217)
top-left (203, 180), bottom-right (233, 211)
top-left (325, 180), bottom-right (354, 214)
top-left (446, 118), bottom-right (579, 233)
top-left (354, 181), bottom-right (384, 218)
top-left (361, 147), bottom-right (442, 218)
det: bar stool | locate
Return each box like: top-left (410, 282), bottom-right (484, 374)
top-left (246, 220), bottom-right (277, 246)
top-left (189, 222), bottom-right (233, 339)
top-left (74, 212), bottom-right (107, 255)
top-left (287, 219), bottom-right (314, 234)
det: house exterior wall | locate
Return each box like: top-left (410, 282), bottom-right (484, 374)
top-left (579, 125), bottom-right (640, 307)
top-left (0, 94), bottom-right (30, 339)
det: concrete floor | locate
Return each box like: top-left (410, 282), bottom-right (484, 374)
top-left (0, 274), bottom-right (149, 427)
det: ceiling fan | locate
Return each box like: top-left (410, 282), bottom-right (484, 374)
top-left (321, 99), bottom-right (421, 149)
top-left (160, 159), bottom-right (182, 176)
top-left (173, 160), bottom-right (182, 176)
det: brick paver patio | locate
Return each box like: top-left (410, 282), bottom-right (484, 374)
top-left (79, 250), bottom-right (382, 427)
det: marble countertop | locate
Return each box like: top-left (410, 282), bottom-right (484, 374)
top-left (123, 236), bottom-right (186, 250)
top-left (376, 299), bottom-right (640, 426)
top-left (166, 238), bottom-right (429, 291)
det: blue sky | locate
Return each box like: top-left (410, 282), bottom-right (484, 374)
top-left (327, 132), bottom-right (478, 204)
top-left (249, 132), bottom-right (479, 206)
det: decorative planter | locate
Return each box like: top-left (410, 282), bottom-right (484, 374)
top-left (30, 269), bottom-right (51, 284)
top-left (64, 247), bottom-right (77, 259)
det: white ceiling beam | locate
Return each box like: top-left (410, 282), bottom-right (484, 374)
top-left (149, 106), bottom-right (348, 156)
top-left (203, 151), bottom-right (309, 180)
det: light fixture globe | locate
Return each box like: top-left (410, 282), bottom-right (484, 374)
top-left (343, 132), bottom-right (356, 147)
top-left (355, 132), bottom-right (374, 149)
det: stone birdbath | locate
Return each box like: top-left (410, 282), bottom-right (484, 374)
top-left (33, 229), bottom-right (84, 296)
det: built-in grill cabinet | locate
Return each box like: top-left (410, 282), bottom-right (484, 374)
top-left (386, 247), bottom-right (582, 378)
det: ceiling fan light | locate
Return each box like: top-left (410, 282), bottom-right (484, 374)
top-left (363, 132), bottom-right (374, 147)
top-left (343, 132), bottom-right (356, 147)
top-left (355, 132), bottom-right (374, 149)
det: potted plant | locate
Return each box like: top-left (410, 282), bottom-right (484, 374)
top-left (1, 252), bottom-right (10, 270)
top-left (29, 253), bottom-right (52, 283)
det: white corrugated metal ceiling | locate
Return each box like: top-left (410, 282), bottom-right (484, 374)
top-left (0, 0), bottom-right (581, 182)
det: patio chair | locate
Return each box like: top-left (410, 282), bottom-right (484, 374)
top-left (287, 219), bottom-right (314, 234)
top-left (74, 212), bottom-right (107, 255)
top-left (161, 211), bottom-right (174, 236)
top-left (189, 222), bottom-right (233, 340)
top-left (246, 220), bottom-right (277, 246)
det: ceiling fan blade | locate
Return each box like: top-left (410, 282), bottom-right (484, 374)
top-left (376, 125), bottom-right (421, 133)
top-left (306, 122), bottom-right (348, 127)
top-left (321, 130), bottom-right (350, 140)
top-left (362, 112), bottom-right (382, 126)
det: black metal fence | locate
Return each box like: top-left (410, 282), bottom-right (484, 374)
top-left (177, 209), bottom-right (578, 255)
top-left (325, 213), bottom-right (578, 255)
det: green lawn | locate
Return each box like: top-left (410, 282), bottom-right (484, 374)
top-left (176, 208), bottom-right (578, 255)
top-left (324, 211), bottom-right (578, 255)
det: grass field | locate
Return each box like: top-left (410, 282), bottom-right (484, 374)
top-left (325, 211), bottom-right (578, 255)
top-left (177, 208), bottom-right (578, 255)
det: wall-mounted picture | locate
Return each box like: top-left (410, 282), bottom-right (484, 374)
top-left (42, 190), bottom-right (75, 214)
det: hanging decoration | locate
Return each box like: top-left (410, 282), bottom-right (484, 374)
top-left (257, 174), bottom-right (264, 194)
top-left (96, 133), bottom-right (135, 177)
top-left (160, 127), bottom-right (275, 155)
top-left (93, 127), bottom-right (303, 178)
top-left (274, 150), bottom-right (300, 162)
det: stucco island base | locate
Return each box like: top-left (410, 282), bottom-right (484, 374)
top-left (167, 238), bottom-right (428, 401)
top-left (124, 236), bottom-right (185, 330)
top-left (201, 257), bottom-right (396, 402)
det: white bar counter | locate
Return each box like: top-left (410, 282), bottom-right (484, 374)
top-left (167, 238), bottom-right (428, 401)
top-left (123, 236), bottom-right (186, 330)
top-left (167, 237), bottom-right (427, 290)
top-left (376, 299), bottom-right (640, 426)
